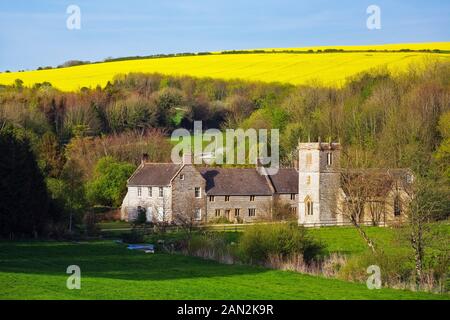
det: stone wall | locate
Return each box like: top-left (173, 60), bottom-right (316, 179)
top-left (206, 195), bottom-right (273, 223)
top-left (122, 185), bottom-right (172, 222)
top-left (171, 165), bottom-right (207, 223)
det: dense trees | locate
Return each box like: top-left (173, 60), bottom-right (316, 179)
top-left (86, 157), bottom-right (135, 207)
top-left (0, 127), bottom-right (53, 238)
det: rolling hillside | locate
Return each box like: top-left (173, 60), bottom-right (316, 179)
top-left (0, 42), bottom-right (449, 91)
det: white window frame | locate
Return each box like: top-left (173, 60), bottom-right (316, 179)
top-left (195, 187), bottom-right (201, 198)
top-left (137, 187), bottom-right (142, 197)
top-left (159, 187), bottom-right (164, 198)
top-left (327, 152), bottom-right (333, 166)
top-left (195, 208), bottom-right (202, 221)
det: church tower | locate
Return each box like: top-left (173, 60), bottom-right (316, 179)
top-left (298, 141), bottom-right (341, 226)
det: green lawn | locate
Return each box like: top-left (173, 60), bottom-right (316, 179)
top-left (99, 222), bottom-right (449, 256)
top-left (309, 226), bottom-right (401, 255)
top-left (0, 241), bottom-right (447, 300)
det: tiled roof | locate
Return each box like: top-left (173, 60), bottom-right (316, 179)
top-left (127, 163), bottom-right (182, 186)
top-left (200, 168), bottom-right (273, 196)
top-left (341, 169), bottom-right (412, 197)
top-left (268, 168), bottom-right (299, 194)
top-left (128, 163), bottom-right (300, 196)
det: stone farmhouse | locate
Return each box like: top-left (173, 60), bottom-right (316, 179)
top-left (121, 142), bottom-right (413, 226)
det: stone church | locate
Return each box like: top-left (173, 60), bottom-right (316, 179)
top-left (121, 142), bottom-right (412, 226)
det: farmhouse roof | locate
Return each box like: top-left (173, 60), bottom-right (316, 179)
top-left (200, 168), bottom-right (273, 196)
top-left (268, 168), bottom-right (299, 194)
top-left (127, 163), bottom-right (182, 186)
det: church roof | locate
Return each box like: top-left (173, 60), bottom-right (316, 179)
top-left (341, 168), bottom-right (412, 197)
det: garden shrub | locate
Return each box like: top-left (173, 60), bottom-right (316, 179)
top-left (338, 250), bottom-right (413, 287)
top-left (121, 229), bottom-right (145, 244)
top-left (237, 223), bottom-right (324, 264)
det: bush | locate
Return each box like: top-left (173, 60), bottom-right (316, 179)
top-left (83, 212), bottom-right (100, 237)
top-left (121, 229), bottom-right (145, 243)
top-left (210, 216), bottom-right (233, 224)
top-left (237, 223), bottom-right (324, 264)
top-left (186, 232), bottom-right (236, 264)
top-left (338, 250), bottom-right (413, 287)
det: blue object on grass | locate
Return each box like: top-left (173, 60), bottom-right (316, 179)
top-left (127, 244), bottom-right (155, 253)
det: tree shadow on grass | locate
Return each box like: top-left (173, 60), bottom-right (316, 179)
top-left (0, 241), bottom-right (267, 282)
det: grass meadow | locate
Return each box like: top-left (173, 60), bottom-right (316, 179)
top-left (0, 240), bottom-right (447, 300)
top-left (1, 224), bottom-right (447, 300)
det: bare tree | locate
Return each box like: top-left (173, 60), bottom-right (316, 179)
top-left (339, 170), bottom-right (379, 253)
top-left (367, 199), bottom-right (385, 226)
top-left (271, 198), bottom-right (297, 222)
top-left (172, 194), bottom-right (202, 238)
top-left (401, 177), bottom-right (443, 289)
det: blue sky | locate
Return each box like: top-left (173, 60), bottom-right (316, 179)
top-left (0, 0), bottom-right (449, 71)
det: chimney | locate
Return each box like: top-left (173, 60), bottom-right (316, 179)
top-left (141, 153), bottom-right (149, 164)
top-left (183, 152), bottom-right (192, 165)
top-left (256, 157), bottom-right (267, 176)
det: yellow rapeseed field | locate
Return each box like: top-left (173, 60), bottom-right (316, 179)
top-left (0, 42), bottom-right (449, 91)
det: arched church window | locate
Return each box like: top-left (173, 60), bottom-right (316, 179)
top-left (394, 195), bottom-right (402, 216)
top-left (305, 196), bottom-right (313, 216)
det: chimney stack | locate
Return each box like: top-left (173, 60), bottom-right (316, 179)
top-left (183, 152), bottom-right (192, 165)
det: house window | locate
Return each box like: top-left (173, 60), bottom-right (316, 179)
top-left (195, 208), bottom-right (202, 221)
top-left (209, 195), bottom-right (215, 202)
top-left (290, 206), bottom-right (297, 215)
top-left (137, 187), bottom-right (142, 197)
top-left (394, 196), bottom-right (402, 216)
top-left (159, 187), bottom-right (164, 198)
top-left (306, 153), bottom-right (312, 166)
top-left (327, 152), bottom-right (333, 166)
top-left (306, 176), bottom-right (311, 185)
top-left (215, 209), bottom-right (221, 217)
top-left (180, 174), bottom-right (185, 180)
top-left (148, 187), bottom-right (152, 197)
top-left (250, 196), bottom-right (255, 202)
top-left (195, 187), bottom-right (201, 198)
top-left (225, 209), bottom-right (231, 218)
top-left (248, 208), bottom-right (256, 217)
top-left (305, 196), bottom-right (313, 216)
top-left (235, 208), bottom-right (240, 217)
top-left (290, 194), bottom-right (296, 200)
top-left (406, 174), bottom-right (413, 184)
top-left (225, 196), bottom-right (230, 202)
